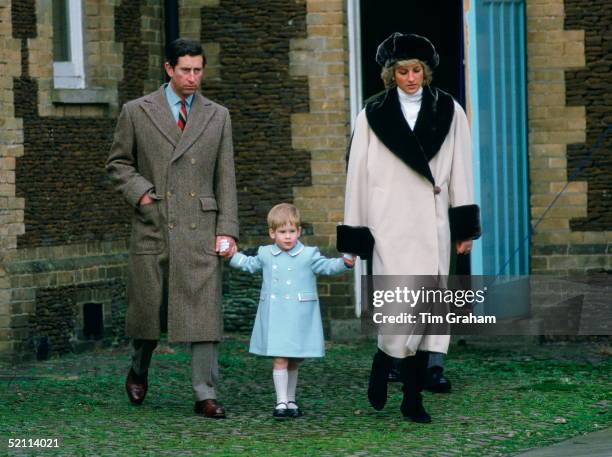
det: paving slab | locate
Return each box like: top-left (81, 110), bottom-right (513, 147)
top-left (514, 427), bottom-right (612, 457)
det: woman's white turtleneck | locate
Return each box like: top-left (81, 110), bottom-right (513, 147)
top-left (397, 86), bottom-right (423, 130)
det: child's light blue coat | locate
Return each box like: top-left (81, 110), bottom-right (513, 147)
top-left (229, 241), bottom-right (349, 357)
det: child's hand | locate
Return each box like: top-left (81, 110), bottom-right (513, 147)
top-left (216, 236), bottom-right (237, 258)
top-left (343, 254), bottom-right (356, 268)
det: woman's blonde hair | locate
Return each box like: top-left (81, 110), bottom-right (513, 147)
top-left (381, 59), bottom-right (433, 89)
top-left (267, 203), bottom-right (301, 230)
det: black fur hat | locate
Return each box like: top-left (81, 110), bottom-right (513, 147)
top-left (375, 32), bottom-right (439, 69)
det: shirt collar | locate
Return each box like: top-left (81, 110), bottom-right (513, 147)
top-left (165, 82), bottom-right (194, 107)
top-left (270, 241), bottom-right (304, 257)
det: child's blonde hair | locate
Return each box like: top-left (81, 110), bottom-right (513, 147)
top-left (267, 203), bottom-right (301, 230)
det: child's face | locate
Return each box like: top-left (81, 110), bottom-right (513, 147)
top-left (269, 223), bottom-right (301, 251)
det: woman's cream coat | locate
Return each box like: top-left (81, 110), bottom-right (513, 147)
top-left (344, 90), bottom-right (475, 358)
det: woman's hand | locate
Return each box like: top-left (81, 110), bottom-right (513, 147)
top-left (455, 240), bottom-right (473, 255)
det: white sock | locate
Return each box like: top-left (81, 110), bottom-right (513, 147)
top-left (273, 368), bottom-right (288, 408)
top-left (287, 368), bottom-right (299, 408)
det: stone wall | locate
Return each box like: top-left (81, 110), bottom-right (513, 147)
top-left (197, 0), bottom-right (355, 326)
top-left (1, 0), bottom-right (165, 361)
top-left (565, 0), bottom-right (612, 233)
top-left (526, 0), bottom-right (611, 274)
top-left (2, 0), bottom-right (355, 360)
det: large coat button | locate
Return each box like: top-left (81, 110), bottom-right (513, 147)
top-left (433, 186), bottom-right (441, 195)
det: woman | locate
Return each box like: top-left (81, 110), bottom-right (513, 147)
top-left (340, 33), bottom-right (480, 422)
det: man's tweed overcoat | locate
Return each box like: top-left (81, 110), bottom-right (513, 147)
top-left (107, 85), bottom-right (239, 342)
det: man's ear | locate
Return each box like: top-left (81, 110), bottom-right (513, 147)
top-left (164, 62), bottom-right (174, 78)
top-left (297, 226), bottom-right (302, 237)
top-left (269, 228), bottom-right (275, 240)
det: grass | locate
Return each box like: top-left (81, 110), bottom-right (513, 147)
top-left (1, 336), bottom-right (610, 456)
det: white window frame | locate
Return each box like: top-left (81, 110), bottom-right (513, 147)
top-left (53, 0), bottom-right (85, 89)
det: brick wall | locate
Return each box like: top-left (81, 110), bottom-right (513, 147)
top-left (0, 0), bottom-right (165, 361)
top-left (196, 0), bottom-right (354, 327)
top-left (565, 0), bottom-right (612, 232)
top-left (2, 0), bottom-right (356, 360)
top-left (291, 0), bottom-right (353, 322)
top-left (0, 1), bottom-right (26, 356)
top-left (526, 0), bottom-right (611, 274)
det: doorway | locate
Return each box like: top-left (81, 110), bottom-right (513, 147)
top-left (359, 0), bottom-right (465, 106)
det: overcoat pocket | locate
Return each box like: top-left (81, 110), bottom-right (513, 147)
top-left (200, 196), bottom-right (218, 212)
top-left (298, 292), bottom-right (318, 302)
top-left (131, 201), bottom-right (164, 254)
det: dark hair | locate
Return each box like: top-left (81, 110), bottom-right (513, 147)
top-left (165, 38), bottom-right (206, 67)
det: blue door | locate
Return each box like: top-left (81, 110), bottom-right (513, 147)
top-left (467, 0), bottom-right (530, 275)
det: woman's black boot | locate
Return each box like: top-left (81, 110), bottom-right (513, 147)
top-left (399, 353), bottom-right (431, 423)
top-left (367, 349), bottom-right (393, 410)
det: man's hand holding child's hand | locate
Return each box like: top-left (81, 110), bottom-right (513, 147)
top-left (216, 236), bottom-right (237, 258)
top-left (343, 254), bottom-right (355, 268)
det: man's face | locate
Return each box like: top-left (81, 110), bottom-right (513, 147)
top-left (165, 55), bottom-right (204, 98)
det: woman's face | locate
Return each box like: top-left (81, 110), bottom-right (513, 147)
top-left (394, 62), bottom-right (424, 94)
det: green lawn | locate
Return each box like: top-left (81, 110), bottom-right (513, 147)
top-left (2, 337), bottom-right (610, 456)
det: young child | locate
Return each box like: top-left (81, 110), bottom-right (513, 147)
top-left (229, 203), bottom-right (354, 419)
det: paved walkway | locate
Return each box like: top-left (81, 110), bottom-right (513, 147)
top-left (514, 427), bottom-right (612, 457)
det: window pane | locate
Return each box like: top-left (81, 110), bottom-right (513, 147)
top-left (53, 0), bottom-right (71, 62)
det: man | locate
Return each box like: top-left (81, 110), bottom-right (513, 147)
top-left (106, 38), bottom-right (239, 418)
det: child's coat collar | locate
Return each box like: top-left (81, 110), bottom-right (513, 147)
top-left (271, 241), bottom-right (305, 257)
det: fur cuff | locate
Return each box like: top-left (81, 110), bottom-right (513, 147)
top-left (336, 225), bottom-right (375, 260)
top-left (449, 205), bottom-right (481, 241)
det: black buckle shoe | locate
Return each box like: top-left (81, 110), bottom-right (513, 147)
top-left (273, 402), bottom-right (290, 420)
top-left (286, 401), bottom-right (303, 418)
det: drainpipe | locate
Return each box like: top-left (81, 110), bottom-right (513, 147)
top-left (165, 0), bottom-right (180, 52)
top-left (164, 0), bottom-right (179, 81)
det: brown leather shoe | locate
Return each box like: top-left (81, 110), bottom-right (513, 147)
top-left (194, 399), bottom-right (226, 419)
top-left (125, 368), bottom-right (148, 405)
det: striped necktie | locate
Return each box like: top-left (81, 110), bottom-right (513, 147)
top-left (178, 97), bottom-right (188, 131)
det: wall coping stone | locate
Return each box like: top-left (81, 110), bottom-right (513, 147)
top-left (50, 88), bottom-right (115, 105)
top-left (5, 253), bottom-right (127, 275)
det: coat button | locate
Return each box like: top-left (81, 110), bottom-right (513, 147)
top-left (166, 191), bottom-right (172, 198)
top-left (272, 265), bottom-right (278, 270)
top-left (287, 267), bottom-right (292, 271)
top-left (168, 223), bottom-right (174, 229)
top-left (286, 280), bottom-right (292, 285)
top-left (190, 223), bottom-right (196, 229)
top-left (190, 191), bottom-right (196, 197)
top-left (271, 294), bottom-right (276, 299)
top-left (433, 186), bottom-right (441, 195)
top-left (191, 158), bottom-right (196, 164)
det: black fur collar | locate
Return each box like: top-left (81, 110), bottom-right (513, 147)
top-left (365, 86), bottom-right (455, 185)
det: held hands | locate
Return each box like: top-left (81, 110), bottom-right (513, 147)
top-left (216, 235), bottom-right (237, 258)
top-left (343, 254), bottom-right (356, 268)
top-left (455, 240), bottom-right (473, 255)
